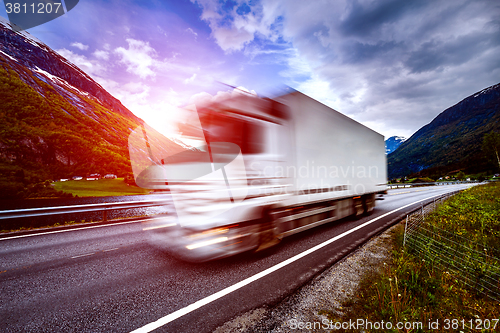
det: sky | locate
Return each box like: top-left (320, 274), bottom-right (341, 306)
top-left (1, 0), bottom-right (499, 139)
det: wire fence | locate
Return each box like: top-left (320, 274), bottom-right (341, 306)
top-left (403, 191), bottom-right (500, 302)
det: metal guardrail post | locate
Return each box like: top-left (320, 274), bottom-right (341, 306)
top-left (421, 204), bottom-right (424, 222)
top-left (403, 215), bottom-right (408, 246)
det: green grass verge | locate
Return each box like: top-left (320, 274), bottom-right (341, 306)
top-left (52, 178), bottom-right (149, 197)
top-left (325, 183), bottom-right (500, 332)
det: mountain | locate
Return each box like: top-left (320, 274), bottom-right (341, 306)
top-left (0, 17), bottom-right (184, 199)
top-left (388, 83), bottom-right (500, 179)
top-left (385, 136), bottom-right (406, 154)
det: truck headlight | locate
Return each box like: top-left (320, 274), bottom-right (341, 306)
top-left (186, 236), bottom-right (229, 250)
top-left (186, 226), bottom-right (230, 240)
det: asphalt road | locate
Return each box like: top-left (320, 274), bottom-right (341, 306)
top-left (0, 184), bottom-right (476, 332)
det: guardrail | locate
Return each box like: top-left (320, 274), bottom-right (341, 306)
top-left (0, 199), bottom-right (172, 222)
top-left (388, 181), bottom-right (480, 189)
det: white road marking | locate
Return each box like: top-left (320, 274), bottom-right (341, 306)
top-left (130, 192), bottom-right (450, 333)
top-left (103, 248), bottom-right (120, 252)
top-left (0, 217), bottom-right (166, 241)
top-left (142, 223), bottom-right (176, 231)
top-left (389, 191), bottom-right (411, 195)
top-left (71, 253), bottom-right (95, 259)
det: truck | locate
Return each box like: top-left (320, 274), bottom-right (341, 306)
top-left (128, 90), bottom-right (387, 262)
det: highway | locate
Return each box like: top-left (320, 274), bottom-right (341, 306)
top-left (0, 184), bottom-right (475, 332)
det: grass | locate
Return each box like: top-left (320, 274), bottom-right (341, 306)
top-left (52, 178), bottom-right (149, 197)
top-left (325, 183), bottom-right (500, 332)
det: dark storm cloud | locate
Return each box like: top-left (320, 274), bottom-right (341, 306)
top-left (289, 0), bottom-right (500, 138)
top-left (334, 0), bottom-right (500, 72)
top-left (406, 30), bottom-right (500, 73)
top-left (339, 0), bottom-right (428, 37)
top-left (190, 0), bottom-right (500, 137)
top-left (342, 40), bottom-right (404, 64)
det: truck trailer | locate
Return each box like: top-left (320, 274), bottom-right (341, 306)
top-left (128, 90), bottom-right (387, 262)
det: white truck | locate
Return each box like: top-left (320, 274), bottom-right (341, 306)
top-left (129, 90), bottom-right (387, 262)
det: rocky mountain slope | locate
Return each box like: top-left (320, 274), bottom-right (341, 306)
top-left (385, 136), bottom-right (406, 154)
top-left (0, 17), bottom-right (183, 198)
top-left (388, 83), bottom-right (500, 179)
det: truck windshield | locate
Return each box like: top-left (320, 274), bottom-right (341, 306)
top-left (199, 111), bottom-right (264, 155)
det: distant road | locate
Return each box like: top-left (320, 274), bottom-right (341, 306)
top-left (0, 184), bottom-right (475, 332)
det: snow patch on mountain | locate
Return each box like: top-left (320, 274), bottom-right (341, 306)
top-left (33, 66), bottom-right (90, 96)
top-left (385, 136), bottom-right (406, 154)
top-left (0, 49), bottom-right (17, 62)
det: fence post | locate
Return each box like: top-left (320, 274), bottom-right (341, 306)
top-left (103, 210), bottom-right (107, 222)
top-left (403, 215), bottom-right (408, 246)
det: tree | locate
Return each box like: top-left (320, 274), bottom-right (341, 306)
top-left (482, 132), bottom-right (500, 172)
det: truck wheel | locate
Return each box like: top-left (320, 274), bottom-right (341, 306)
top-left (353, 197), bottom-right (364, 218)
top-left (363, 194), bottom-right (375, 215)
top-left (255, 209), bottom-right (281, 252)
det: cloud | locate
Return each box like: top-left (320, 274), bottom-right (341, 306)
top-left (189, 86), bottom-right (257, 106)
top-left (338, 0), bottom-right (428, 38)
top-left (70, 42), bottom-right (89, 50)
top-left (211, 26), bottom-right (254, 52)
top-left (45, 0), bottom-right (500, 141)
top-left (184, 73), bottom-right (197, 84)
top-left (186, 28), bottom-right (198, 38)
top-left (93, 50), bottom-right (110, 61)
top-left (116, 82), bottom-right (151, 106)
top-left (93, 76), bottom-right (119, 94)
top-left (191, 0), bottom-right (280, 52)
top-left (55, 48), bottom-right (107, 77)
top-left (60, 0), bottom-right (497, 139)
top-left (405, 30), bottom-right (500, 73)
top-left (278, 48), bottom-right (312, 82)
top-left (251, 0), bottom-right (500, 138)
top-left (114, 38), bottom-right (157, 79)
top-left (189, 91), bottom-right (213, 105)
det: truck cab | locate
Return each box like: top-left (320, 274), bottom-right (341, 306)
top-left (129, 94), bottom-right (292, 261)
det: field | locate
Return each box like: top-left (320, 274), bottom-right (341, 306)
top-left (325, 183), bottom-right (500, 332)
top-left (52, 178), bottom-right (149, 197)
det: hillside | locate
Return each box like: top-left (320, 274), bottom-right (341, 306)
top-left (0, 17), bottom-right (182, 199)
top-left (388, 83), bottom-right (500, 179)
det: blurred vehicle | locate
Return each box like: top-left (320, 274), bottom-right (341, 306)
top-left (129, 90), bottom-right (387, 262)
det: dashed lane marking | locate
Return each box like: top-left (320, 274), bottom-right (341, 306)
top-left (103, 248), bottom-right (120, 252)
top-left (389, 191), bottom-right (411, 195)
top-left (71, 253), bottom-right (95, 259)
